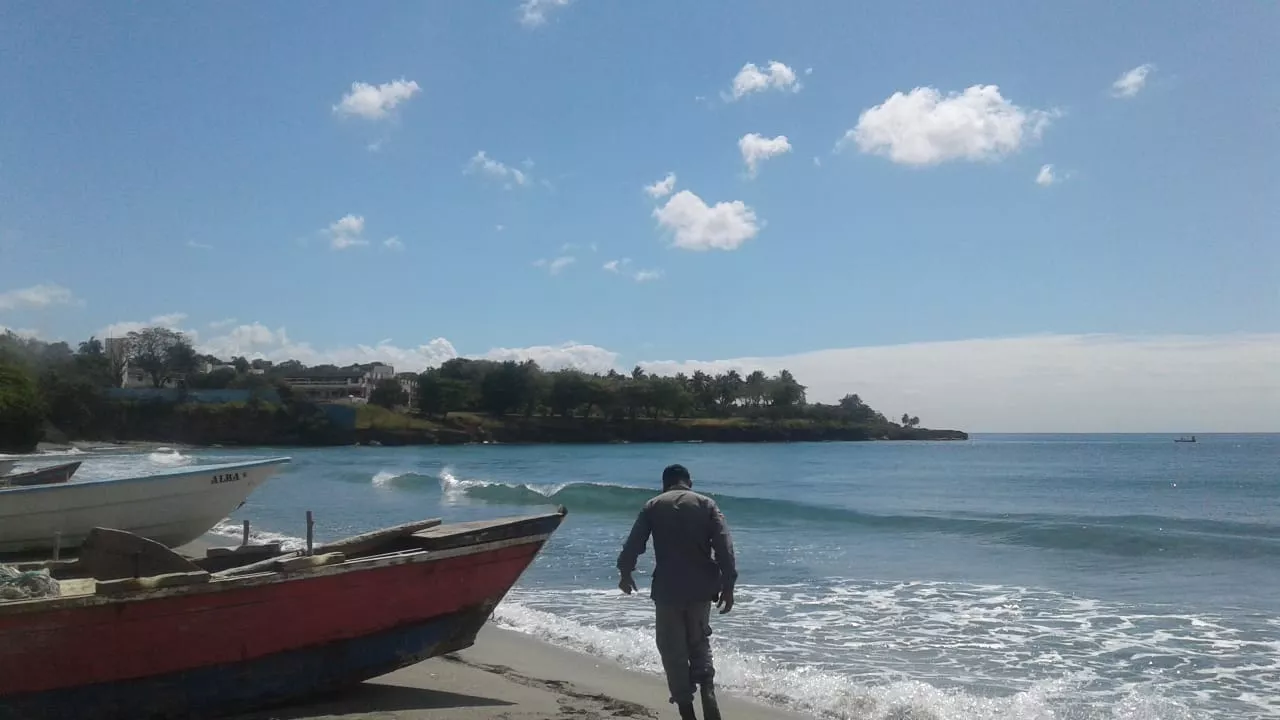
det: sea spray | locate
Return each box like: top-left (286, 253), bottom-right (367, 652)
top-left (492, 599), bottom-right (1197, 720)
top-left (147, 448), bottom-right (192, 467)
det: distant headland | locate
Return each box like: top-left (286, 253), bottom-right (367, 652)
top-left (0, 327), bottom-right (966, 453)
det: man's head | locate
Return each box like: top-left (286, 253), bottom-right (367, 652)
top-left (662, 464), bottom-right (692, 491)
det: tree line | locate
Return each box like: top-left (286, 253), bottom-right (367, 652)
top-left (0, 327), bottom-right (922, 451)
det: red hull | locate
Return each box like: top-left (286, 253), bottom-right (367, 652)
top-left (0, 534), bottom-right (544, 697)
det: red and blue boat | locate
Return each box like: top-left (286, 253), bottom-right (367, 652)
top-left (0, 508), bottom-right (566, 720)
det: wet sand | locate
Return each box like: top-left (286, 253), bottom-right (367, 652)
top-left (234, 625), bottom-right (810, 720)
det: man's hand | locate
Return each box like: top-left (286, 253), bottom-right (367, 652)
top-left (618, 572), bottom-right (638, 595)
top-left (717, 587), bottom-right (735, 614)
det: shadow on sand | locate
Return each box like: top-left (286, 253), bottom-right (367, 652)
top-left (232, 681), bottom-right (515, 718)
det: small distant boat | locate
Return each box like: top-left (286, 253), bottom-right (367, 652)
top-left (0, 509), bottom-right (566, 719)
top-left (0, 457), bottom-right (290, 556)
top-left (1174, 436), bottom-right (1197, 443)
top-left (0, 461), bottom-right (81, 488)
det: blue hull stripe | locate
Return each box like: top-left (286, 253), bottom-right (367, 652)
top-left (0, 603), bottom-right (494, 720)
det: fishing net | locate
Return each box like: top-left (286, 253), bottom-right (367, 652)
top-left (0, 565), bottom-right (61, 601)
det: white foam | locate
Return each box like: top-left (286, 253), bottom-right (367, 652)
top-left (147, 448), bottom-right (192, 467)
top-left (494, 598), bottom-right (1197, 719)
top-left (371, 470), bottom-right (402, 487)
top-left (208, 519), bottom-right (307, 551)
top-left (500, 578), bottom-right (1279, 718)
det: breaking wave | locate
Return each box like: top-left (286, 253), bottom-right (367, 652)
top-left (209, 520), bottom-right (307, 551)
top-left (424, 473), bottom-right (1280, 560)
top-left (494, 595), bottom-right (1204, 720)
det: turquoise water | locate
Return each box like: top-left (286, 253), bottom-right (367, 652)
top-left (35, 435), bottom-right (1280, 719)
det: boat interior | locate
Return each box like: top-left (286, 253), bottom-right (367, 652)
top-left (1, 507), bottom-right (566, 606)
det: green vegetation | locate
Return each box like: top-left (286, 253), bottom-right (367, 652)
top-left (0, 327), bottom-right (962, 450)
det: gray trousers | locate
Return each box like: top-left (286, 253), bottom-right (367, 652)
top-left (654, 601), bottom-right (714, 704)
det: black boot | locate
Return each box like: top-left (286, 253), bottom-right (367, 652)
top-left (700, 682), bottom-right (722, 720)
top-left (677, 701), bottom-right (699, 720)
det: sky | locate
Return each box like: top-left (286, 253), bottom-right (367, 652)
top-left (0, 1), bottom-right (1276, 432)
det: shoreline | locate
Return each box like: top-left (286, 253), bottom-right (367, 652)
top-left (232, 625), bottom-right (810, 720)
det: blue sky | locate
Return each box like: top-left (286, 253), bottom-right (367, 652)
top-left (1, 1), bottom-right (1276, 430)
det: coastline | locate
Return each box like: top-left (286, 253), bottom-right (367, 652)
top-left (232, 625), bottom-right (810, 720)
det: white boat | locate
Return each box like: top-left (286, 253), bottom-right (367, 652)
top-left (0, 457), bottom-right (290, 556)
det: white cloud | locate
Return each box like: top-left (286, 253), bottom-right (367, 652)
top-left (186, 240), bottom-right (213, 250)
top-left (0, 283), bottom-right (78, 311)
top-left (519, 0), bottom-right (571, 27)
top-left (639, 333), bottom-right (1280, 433)
top-left (603, 258), bottom-right (631, 272)
top-left (644, 172), bottom-right (677, 199)
top-left (633, 269), bottom-right (663, 282)
top-left (653, 190), bottom-right (760, 251)
top-left (481, 342), bottom-right (617, 374)
top-left (727, 61), bottom-right (801, 101)
top-left (383, 236), bottom-right (405, 251)
top-left (495, 224), bottom-right (506, 232)
top-left (0, 326), bottom-right (40, 339)
top-left (534, 256), bottom-right (575, 275)
top-left (99, 312), bottom-right (193, 340)
top-left (842, 85), bottom-right (1055, 166)
top-left (209, 318), bottom-right (237, 330)
top-left (1036, 164), bottom-right (1057, 186)
top-left (739, 133), bottom-right (792, 177)
top-left (1111, 63), bottom-right (1155, 98)
top-left (466, 151), bottom-right (529, 188)
top-left (195, 322), bottom-right (616, 374)
top-left (333, 79), bottom-right (421, 120)
top-left (325, 214), bottom-right (368, 250)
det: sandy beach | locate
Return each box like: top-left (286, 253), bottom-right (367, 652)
top-left (232, 625), bottom-right (809, 720)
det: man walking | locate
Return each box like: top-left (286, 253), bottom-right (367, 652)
top-left (617, 464), bottom-right (737, 720)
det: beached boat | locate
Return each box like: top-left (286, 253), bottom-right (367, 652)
top-left (0, 461), bottom-right (81, 488)
top-left (0, 457), bottom-right (290, 556)
top-left (0, 509), bottom-right (567, 719)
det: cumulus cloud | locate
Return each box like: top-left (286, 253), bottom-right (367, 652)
top-left (0, 283), bottom-right (78, 311)
top-left (653, 190), bottom-right (760, 251)
top-left (383, 236), bottom-right (405, 251)
top-left (842, 85), bottom-right (1055, 166)
top-left (325, 214), bottom-right (368, 250)
top-left (644, 172), bottom-right (677, 199)
top-left (632, 269), bottom-right (663, 282)
top-left (209, 318), bottom-right (238, 330)
top-left (603, 258), bottom-right (631, 272)
top-left (98, 312), bottom-right (192, 339)
top-left (727, 61), bottom-right (801, 101)
top-left (519, 0), bottom-right (571, 27)
top-left (533, 256), bottom-right (575, 275)
top-left (739, 133), bottom-right (792, 177)
top-left (1111, 63), bottom-right (1155, 98)
top-left (333, 79), bottom-right (421, 120)
top-left (1036, 164), bottom-right (1057, 186)
top-left (466, 151), bottom-right (529, 188)
top-left (193, 321), bottom-right (616, 374)
top-left (639, 333), bottom-right (1280, 433)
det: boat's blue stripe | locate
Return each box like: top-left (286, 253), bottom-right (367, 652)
top-left (0, 604), bottom-right (493, 720)
top-left (0, 456), bottom-right (291, 496)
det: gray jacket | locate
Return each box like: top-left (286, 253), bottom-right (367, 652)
top-left (616, 484), bottom-right (738, 604)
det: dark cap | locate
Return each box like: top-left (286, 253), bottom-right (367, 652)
top-left (662, 464), bottom-right (691, 490)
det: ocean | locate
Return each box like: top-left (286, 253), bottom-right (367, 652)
top-left (24, 435), bottom-right (1280, 719)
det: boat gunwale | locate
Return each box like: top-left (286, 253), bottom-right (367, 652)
top-left (0, 456), bottom-right (292, 496)
top-left (0, 513), bottom-right (562, 616)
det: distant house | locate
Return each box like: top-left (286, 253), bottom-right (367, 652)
top-left (396, 372), bottom-right (419, 409)
top-left (120, 365), bottom-right (181, 389)
top-left (280, 364), bottom-right (398, 404)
